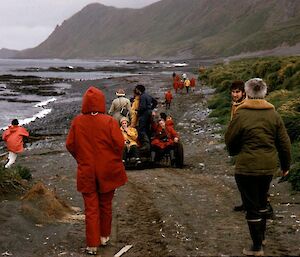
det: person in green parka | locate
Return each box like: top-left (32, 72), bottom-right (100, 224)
top-left (225, 78), bottom-right (291, 256)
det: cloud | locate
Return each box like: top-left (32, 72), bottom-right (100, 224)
top-left (0, 26), bottom-right (54, 50)
top-left (0, 0), bottom-right (160, 50)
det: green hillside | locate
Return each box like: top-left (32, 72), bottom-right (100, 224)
top-left (16, 0), bottom-right (300, 59)
top-left (201, 56), bottom-right (300, 190)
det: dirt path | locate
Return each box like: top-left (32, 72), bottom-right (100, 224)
top-left (0, 73), bottom-right (299, 257)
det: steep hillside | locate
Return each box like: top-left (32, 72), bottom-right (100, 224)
top-left (16, 0), bottom-right (300, 59)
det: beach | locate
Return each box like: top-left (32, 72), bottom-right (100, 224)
top-left (0, 69), bottom-right (299, 257)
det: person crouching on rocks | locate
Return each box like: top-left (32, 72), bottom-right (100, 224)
top-left (66, 86), bottom-right (127, 255)
top-left (120, 116), bottom-right (141, 165)
top-left (225, 78), bottom-right (291, 256)
top-left (2, 119), bottom-right (29, 168)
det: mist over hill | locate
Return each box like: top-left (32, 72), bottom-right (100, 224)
top-left (13, 0), bottom-right (300, 59)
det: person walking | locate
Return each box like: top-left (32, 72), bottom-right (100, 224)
top-left (108, 88), bottom-right (131, 124)
top-left (66, 86), bottom-right (127, 255)
top-left (165, 90), bottom-right (173, 110)
top-left (225, 78), bottom-right (291, 256)
top-left (2, 119), bottom-right (29, 168)
top-left (184, 77), bottom-right (191, 94)
top-left (190, 77), bottom-right (196, 92)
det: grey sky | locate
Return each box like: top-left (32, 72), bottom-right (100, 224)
top-left (0, 0), bottom-right (160, 50)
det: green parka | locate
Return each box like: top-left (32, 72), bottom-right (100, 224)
top-left (225, 99), bottom-right (291, 176)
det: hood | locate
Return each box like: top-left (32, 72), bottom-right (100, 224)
top-left (8, 125), bottom-right (18, 132)
top-left (81, 86), bottom-right (106, 114)
top-left (236, 99), bottom-right (274, 111)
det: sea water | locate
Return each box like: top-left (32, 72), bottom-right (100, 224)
top-left (0, 58), bottom-right (183, 129)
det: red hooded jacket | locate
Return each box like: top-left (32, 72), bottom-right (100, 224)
top-left (66, 87), bottom-right (127, 193)
top-left (2, 125), bottom-right (29, 153)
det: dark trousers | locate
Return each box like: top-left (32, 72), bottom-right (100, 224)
top-left (123, 145), bottom-right (139, 160)
top-left (151, 145), bottom-right (174, 162)
top-left (165, 101), bottom-right (171, 109)
top-left (235, 174), bottom-right (273, 220)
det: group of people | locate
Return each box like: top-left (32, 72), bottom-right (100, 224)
top-left (108, 84), bottom-right (180, 167)
top-left (1, 74), bottom-right (292, 256)
top-left (226, 78), bottom-right (291, 256)
top-left (172, 72), bottom-right (196, 95)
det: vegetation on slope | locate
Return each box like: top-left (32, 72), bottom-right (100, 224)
top-left (200, 56), bottom-right (300, 190)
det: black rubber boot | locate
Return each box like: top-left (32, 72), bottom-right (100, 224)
top-left (261, 218), bottom-right (267, 246)
top-left (243, 220), bottom-right (264, 256)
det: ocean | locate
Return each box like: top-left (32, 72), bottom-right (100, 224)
top-left (0, 58), bottom-right (186, 130)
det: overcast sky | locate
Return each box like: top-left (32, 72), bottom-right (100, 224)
top-left (0, 0), bottom-right (160, 50)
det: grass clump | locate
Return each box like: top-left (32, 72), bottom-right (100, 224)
top-left (0, 165), bottom-right (32, 194)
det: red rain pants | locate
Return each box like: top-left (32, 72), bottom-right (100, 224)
top-left (82, 190), bottom-right (115, 247)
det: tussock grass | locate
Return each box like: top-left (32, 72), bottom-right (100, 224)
top-left (201, 56), bottom-right (300, 190)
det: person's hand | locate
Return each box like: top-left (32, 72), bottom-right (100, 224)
top-left (282, 170), bottom-right (289, 177)
top-left (174, 137), bottom-right (179, 143)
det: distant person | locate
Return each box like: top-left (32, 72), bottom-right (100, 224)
top-left (108, 88), bottom-right (131, 124)
top-left (172, 73), bottom-right (181, 94)
top-left (184, 77), bottom-right (191, 93)
top-left (120, 117), bottom-right (141, 165)
top-left (165, 90), bottom-right (173, 110)
top-left (2, 119), bottom-right (29, 168)
top-left (225, 78), bottom-right (291, 256)
top-left (190, 77), bottom-right (196, 92)
top-left (66, 86), bottom-right (127, 255)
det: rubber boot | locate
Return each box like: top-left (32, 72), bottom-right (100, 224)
top-left (261, 218), bottom-right (267, 246)
top-left (243, 220), bottom-right (264, 256)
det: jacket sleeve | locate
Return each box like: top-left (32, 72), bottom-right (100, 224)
top-left (108, 100), bottom-right (115, 115)
top-left (66, 121), bottom-right (77, 159)
top-left (19, 127), bottom-right (29, 137)
top-left (126, 128), bottom-right (138, 141)
top-left (110, 118), bottom-right (125, 154)
top-left (225, 112), bottom-right (243, 156)
top-left (275, 114), bottom-right (291, 171)
top-left (2, 130), bottom-right (10, 141)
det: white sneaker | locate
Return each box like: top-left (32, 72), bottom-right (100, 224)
top-left (85, 246), bottom-right (97, 255)
top-left (100, 236), bottom-right (110, 246)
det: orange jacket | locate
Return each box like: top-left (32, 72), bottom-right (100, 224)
top-left (66, 86), bottom-right (127, 193)
top-left (2, 125), bottom-right (29, 153)
top-left (165, 91), bottom-right (173, 103)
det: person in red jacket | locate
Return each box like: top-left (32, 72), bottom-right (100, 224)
top-left (151, 118), bottom-right (179, 166)
top-left (165, 90), bottom-right (173, 110)
top-left (190, 77), bottom-right (196, 92)
top-left (2, 119), bottom-right (29, 168)
top-left (66, 86), bottom-right (127, 255)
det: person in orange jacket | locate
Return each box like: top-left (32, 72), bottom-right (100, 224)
top-left (165, 90), bottom-right (173, 110)
top-left (2, 119), bottom-right (29, 168)
top-left (66, 86), bottom-right (127, 255)
top-left (172, 73), bottom-right (181, 94)
top-left (190, 77), bottom-right (196, 92)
